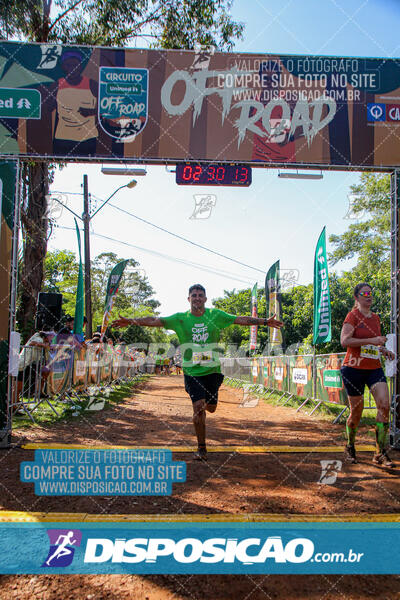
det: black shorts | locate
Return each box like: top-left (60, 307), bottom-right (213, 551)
top-left (340, 366), bottom-right (387, 397)
top-left (184, 372), bottom-right (224, 405)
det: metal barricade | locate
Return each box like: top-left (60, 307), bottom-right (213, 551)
top-left (9, 341), bottom-right (147, 423)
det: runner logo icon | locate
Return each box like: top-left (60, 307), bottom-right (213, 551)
top-left (367, 103), bottom-right (385, 121)
top-left (42, 529), bottom-right (82, 568)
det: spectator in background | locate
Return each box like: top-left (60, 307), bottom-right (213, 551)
top-left (17, 329), bottom-right (54, 398)
top-left (56, 315), bottom-right (74, 338)
top-left (89, 332), bottom-right (102, 344)
top-left (54, 315), bottom-right (85, 350)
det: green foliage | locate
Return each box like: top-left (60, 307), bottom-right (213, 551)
top-left (213, 287), bottom-right (268, 350)
top-left (329, 172), bottom-right (391, 337)
top-left (329, 173), bottom-right (390, 269)
top-left (280, 284), bottom-right (313, 352)
top-left (212, 173), bottom-right (392, 356)
top-left (42, 250), bottom-right (164, 339)
top-left (90, 252), bottom-right (160, 327)
top-left (43, 249), bottom-right (79, 316)
top-left (3, 0), bottom-right (244, 334)
top-left (0, 0), bottom-right (244, 49)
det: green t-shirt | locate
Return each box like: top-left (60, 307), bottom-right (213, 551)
top-left (161, 308), bottom-right (236, 376)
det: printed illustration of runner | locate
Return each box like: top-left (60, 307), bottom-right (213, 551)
top-left (112, 284), bottom-right (283, 461)
top-left (47, 49), bottom-right (98, 156)
top-left (45, 531), bottom-right (78, 566)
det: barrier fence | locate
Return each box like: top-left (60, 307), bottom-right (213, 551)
top-left (220, 353), bottom-right (388, 420)
top-left (9, 343), bottom-right (153, 424)
top-left (10, 346), bottom-right (391, 425)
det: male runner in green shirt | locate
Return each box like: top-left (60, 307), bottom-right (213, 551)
top-left (112, 284), bottom-right (283, 460)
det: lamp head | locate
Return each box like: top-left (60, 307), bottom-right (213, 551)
top-left (127, 180), bottom-right (137, 188)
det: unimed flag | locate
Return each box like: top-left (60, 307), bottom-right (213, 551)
top-left (249, 283), bottom-right (258, 350)
top-left (101, 260), bottom-right (129, 338)
top-left (265, 261), bottom-right (283, 348)
top-left (313, 227), bottom-right (332, 345)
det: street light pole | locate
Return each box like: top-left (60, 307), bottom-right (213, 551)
top-left (51, 176), bottom-right (137, 339)
top-left (83, 174), bottom-right (93, 338)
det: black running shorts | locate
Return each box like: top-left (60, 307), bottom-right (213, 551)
top-left (340, 365), bottom-right (387, 397)
top-left (184, 372), bottom-right (224, 405)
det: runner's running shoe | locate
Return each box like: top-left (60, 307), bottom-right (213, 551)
top-left (193, 446), bottom-right (208, 461)
top-left (344, 444), bottom-right (357, 464)
top-left (372, 449), bottom-right (394, 468)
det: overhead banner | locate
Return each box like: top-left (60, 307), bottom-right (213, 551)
top-left (249, 283), bottom-right (258, 350)
top-left (265, 261), bottom-right (283, 349)
top-left (313, 227), bottom-right (332, 345)
top-left (1, 42), bottom-right (400, 167)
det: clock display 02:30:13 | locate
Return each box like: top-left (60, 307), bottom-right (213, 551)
top-left (175, 163), bottom-right (252, 186)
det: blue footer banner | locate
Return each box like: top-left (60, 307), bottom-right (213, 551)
top-left (0, 521), bottom-right (399, 574)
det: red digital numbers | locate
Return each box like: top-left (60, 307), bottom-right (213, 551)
top-left (216, 167), bottom-right (225, 181)
top-left (176, 163), bottom-right (251, 186)
top-left (182, 165), bottom-right (192, 180)
top-left (193, 165), bottom-right (202, 181)
top-left (234, 166), bottom-right (248, 182)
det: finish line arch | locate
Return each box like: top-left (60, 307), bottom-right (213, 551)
top-left (0, 41), bottom-right (399, 447)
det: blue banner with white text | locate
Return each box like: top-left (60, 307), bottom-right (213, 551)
top-left (0, 522), bottom-right (399, 574)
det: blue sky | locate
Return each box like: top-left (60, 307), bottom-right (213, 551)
top-left (49, 0), bottom-right (400, 319)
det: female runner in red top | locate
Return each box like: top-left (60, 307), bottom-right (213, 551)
top-left (340, 283), bottom-right (395, 466)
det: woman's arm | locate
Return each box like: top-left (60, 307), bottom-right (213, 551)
top-left (340, 323), bottom-right (387, 348)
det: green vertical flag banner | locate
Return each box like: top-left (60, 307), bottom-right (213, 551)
top-left (265, 260), bottom-right (283, 349)
top-left (313, 227), bottom-right (332, 345)
top-left (249, 283), bottom-right (258, 351)
top-left (0, 160), bottom-right (17, 432)
top-left (101, 260), bottom-right (129, 338)
top-left (73, 219), bottom-right (84, 337)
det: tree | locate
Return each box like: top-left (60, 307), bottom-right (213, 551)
top-left (212, 275), bottom-right (360, 357)
top-left (329, 173), bottom-right (390, 270)
top-left (2, 0), bottom-right (244, 337)
top-left (213, 287), bottom-right (268, 351)
top-left (42, 248), bottom-right (80, 318)
top-left (90, 252), bottom-right (160, 328)
top-left (41, 249), bottom-right (162, 336)
top-left (329, 172), bottom-right (391, 335)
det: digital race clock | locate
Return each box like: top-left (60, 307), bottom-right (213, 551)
top-left (175, 163), bottom-right (252, 187)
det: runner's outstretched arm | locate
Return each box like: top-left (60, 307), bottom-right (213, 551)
top-left (111, 316), bottom-right (164, 328)
top-left (234, 313), bottom-right (283, 329)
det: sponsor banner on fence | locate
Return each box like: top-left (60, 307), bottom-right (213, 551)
top-left (1, 522), bottom-right (400, 574)
top-left (72, 348), bottom-right (87, 390)
top-left (251, 358), bottom-right (259, 383)
top-left (3, 42), bottom-right (400, 167)
top-left (271, 356), bottom-right (287, 391)
top-left (315, 353), bottom-right (347, 405)
top-left (263, 357), bottom-right (274, 389)
top-left (288, 356), bottom-right (314, 398)
top-left (223, 353), bottom-right (351, 406)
